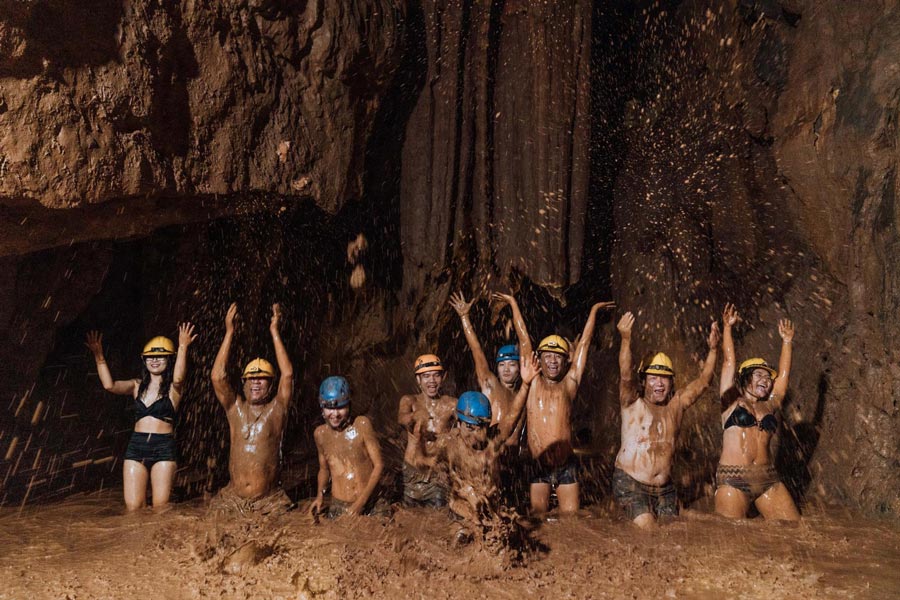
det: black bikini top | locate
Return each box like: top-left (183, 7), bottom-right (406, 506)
top-left (134, 394), bottom-right (176, 424)
top-left (724, 405), bottom-right (777, 433)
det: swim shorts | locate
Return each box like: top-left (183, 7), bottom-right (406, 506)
top-left (124, 431), bottom-right (177, 469)
top-left (529, 455), bottom-right (578, 487)
top-left (208, 484), bottom-right (296, 518)
top-left (612, 468), bottom-right (678, 520)
top-left (326, 495), bottom-right (392, 519)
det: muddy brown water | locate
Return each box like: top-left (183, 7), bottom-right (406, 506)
top-left (1, 494), bottom-right (898, 599)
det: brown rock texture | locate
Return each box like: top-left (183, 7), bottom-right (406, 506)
top-left (0, 0), bottom-right (403, 254)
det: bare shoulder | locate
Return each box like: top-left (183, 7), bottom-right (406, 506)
top-left (399, 393), bottom-right (418, 407)
top-left (441, 394), bottom-right (458, 408)
top-left (313, 424), bottom-right (327, 441)
top-left (353, 415), bottom-right (375, 432)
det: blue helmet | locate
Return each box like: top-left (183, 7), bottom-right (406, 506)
top-left (495, 344), bottom-right (520, 363)
top-left (319, 376), bottom-right (350, 409)
top-left (456, 391), bottom-right (492, 426)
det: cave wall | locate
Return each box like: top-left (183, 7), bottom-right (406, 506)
top-left (0, 0), bottom-right (897, 515)
top-left (0, 0), bottom-right (403, 254)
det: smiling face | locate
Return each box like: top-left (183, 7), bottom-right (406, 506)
top-left (746, 368), bottom-right (774, 399)
top-left (459, 420), bottom-right (489, 447)
top-left (496, 359), bottom-right (520, 386)
top-left (416, 371), bottom-right (444, 399)
top-left (539, 351), bottom-right (568, 381)
top-left (243, 377), bottom-right (273, 404)
top-left (642, 374), bottom-right (673, 404)
top-left (143, 355), bottom-right (169, 375)
top-left (322, 406), bottom-right (350, 430)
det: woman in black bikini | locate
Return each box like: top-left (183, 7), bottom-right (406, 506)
top-left (714, 304), bottom-right (799, 520)
top-left (86, 324), bottom-right (197, 510)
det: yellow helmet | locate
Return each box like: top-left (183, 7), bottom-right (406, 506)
top-left (414, 354), bottom-right (444, 374)
top-left (242, 358), bottom-right (275, 379)
top-left (639, 352), bottom-right (675, 377)
top-left (738, 358), bottom-right (776, 380)
top-left (141, 336), bottom-right (175, 356)
top-left (537, 335), bottom-right (569, 355)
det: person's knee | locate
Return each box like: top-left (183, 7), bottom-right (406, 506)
top-left (633, 512), bottom-right (657, 529)
top-left (715, 486), bottom-right (748, 518)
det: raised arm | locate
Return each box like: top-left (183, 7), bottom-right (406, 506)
top-left (492, 292), bottom-right (533, 358)
top-left (171, 322), bottom-right (197, 404)
top-left (616, 312), bottom-right (639, 407)
top-left (569, 301), bottom-right (616, 387)
top-left (211, 303), bottom-right (238, 410)
top-left (398, 394), bottom-right (416, 430)
top-left (497, 353), bottom-right (538, 444)
top-left (349, 417), bottom-right (384, 515)
top-left (771, 319), bottom-right (794, 407)
top-left (719, 303), bottom-right (739, 398)
top-left (310, 428), bottom-right (330, 516)
top-left (270, 303), bottom-right (294, 409)
top-left (679, 321), bottom-right (721, 408)
top-left (85, 331), bottom-right (137, 396)
top-left (449, 292), bottom-right (493, 388)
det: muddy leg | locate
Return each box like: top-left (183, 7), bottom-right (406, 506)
top-left (714, 484), bottom-right (749, 519)
top-left (530, 482), bottom-right (551, 515)
top-left (755, 483), bottom-right (800, 521)
top-left (557, 482), bottom-right (579, 514)
top-left (150, 461), bottom-right (177, 509)
top-left (633, 512), bottom-right (657, 529)
top-left (123, 460), bottom-right (149, 511)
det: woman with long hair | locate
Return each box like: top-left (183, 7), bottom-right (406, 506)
top-left (715, 304), bottom-right (799, 520)
top-left (86, 323), bottom-right (197, 510)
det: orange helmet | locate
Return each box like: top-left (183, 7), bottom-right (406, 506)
top-left (414, 354), bottom-right (444, 374)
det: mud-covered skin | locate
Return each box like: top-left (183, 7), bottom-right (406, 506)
top-left (715, 305), bottom-right (799, 521)
top-left (311, 414), bottom-right (383, 516)
top-left (398, 373), bottom-right (457, 470)
top-left (211, 303), bottom-right (294, 501)
top-left (614, 312), bottom-right (719, 490)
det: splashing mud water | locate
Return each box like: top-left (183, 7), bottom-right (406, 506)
top-left (1, 493), bottom-right (898, 599)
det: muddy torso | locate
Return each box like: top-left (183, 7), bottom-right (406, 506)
top-left (526, 376), bottom-right (573, 465)
top-left (615, 396), bottom-right (685, 485)
top-left (316, 416), bottom-right (374, 504)
top-left (227, 397), bottom-right (285, 499)
top-left (719, 398), bottom-right (777, 466)
top-left (402, 394), bottom-right (457, 466)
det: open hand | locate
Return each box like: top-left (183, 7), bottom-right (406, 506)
top-left (722, 303), bottom-right (740, 327)
top-left (178, 322), bottom-right (198, 347)
top-left (491, 292), bottom-right (516, 308)
top-left (448, 292), bottom-right (474, 317)
top-left (592, 301), bottom-right (616, 312)
top-left (778, 318), bottom-right (794, 343)
top-left (85, 331), bottom-right (104, 356)
top-left (520, 353), bottom-right (540, 385)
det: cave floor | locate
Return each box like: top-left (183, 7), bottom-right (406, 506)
top-left (1, 493), bottom-right (898, 599)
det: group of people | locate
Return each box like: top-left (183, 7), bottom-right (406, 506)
top-left (86, 293), bottom-right (800, 537)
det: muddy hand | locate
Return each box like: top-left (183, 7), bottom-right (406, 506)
top-left (270, 303), bottom-right (282, 333)
top-left (708, 321), bottom-right (721, 349)
top-left (592, 301), bottom-right (616, 312)
top-left (722, 303), bottom-right (739, 327)
top-left (449, 292), bottom-right (474, 317)
top-left (779, 318), bottom-right (794, 343)
top-left (521, 353), bottom-right (540, 384)
top-left (617, 312), bottom-right (635, 339)
top-left (491, 292), bottom-right (515, 308)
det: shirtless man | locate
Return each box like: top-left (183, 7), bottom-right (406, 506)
top-left (210, 302), bottom-right (294, 516)
top-left (448, 291), bottom-right (530, 435)
top-left (409, 354), bottom-right (539, 542)
top-left (523, 300), bottom-right (615, 515)
top-left (397, 354), bottom-right (457, 507)
top-left (310, 376), bottom-right (385, 519)
top-left (613, 311), bottom-right (720, 528)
